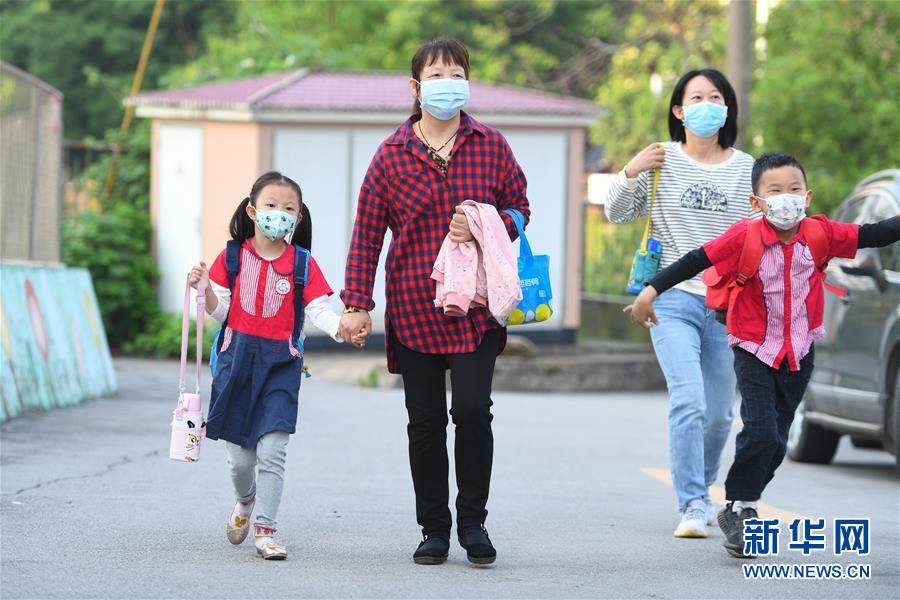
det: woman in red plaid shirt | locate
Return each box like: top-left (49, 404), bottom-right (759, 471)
top-left (339, 37), bottom-right (530, 566)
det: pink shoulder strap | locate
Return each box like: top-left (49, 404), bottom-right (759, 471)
top-left (179, 277), bottom-right (207, 394)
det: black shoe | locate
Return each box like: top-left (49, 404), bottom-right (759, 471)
top-left (413, 534), bottom-right (450, 565)
top-left (717, 503), bottom-right (759, 559)
top-left (458, 525), bottom-right (497, 565)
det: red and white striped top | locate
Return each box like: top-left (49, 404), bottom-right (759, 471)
top-left (727, 239), bottom-right (824, 370)
top-left (208, 240), bottom-right (333, 341)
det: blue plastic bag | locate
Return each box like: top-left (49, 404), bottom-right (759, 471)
top-left (505, 209), bottom-right (553, 325)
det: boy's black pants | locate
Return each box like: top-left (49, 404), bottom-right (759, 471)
top-left (725, 346), bottom-right (815, 501)
top-left (393, 329), bottom-right (501, 538)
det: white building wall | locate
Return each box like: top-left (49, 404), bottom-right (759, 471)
top-left (503, 131), bottom-right (568, 329)
top-left (272, 126), bottom-right (569, 336)
top-left (272, 128), bottom-right (350, 320)
top-left (156, 124), bottom-right (203, 314)
top-left (348, 128), bottom-right (395, 333)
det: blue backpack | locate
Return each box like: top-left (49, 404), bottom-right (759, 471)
top-left (209, 240), bottom-right (310, 376)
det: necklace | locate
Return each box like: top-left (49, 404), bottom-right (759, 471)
top-left (417, 121), bottom-right (457, 175)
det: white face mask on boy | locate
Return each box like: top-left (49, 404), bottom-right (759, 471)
top-left (763, 193), bottom-right (807, 230)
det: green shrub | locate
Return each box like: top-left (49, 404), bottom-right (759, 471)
top-left (62, 202), bottom-right (160, 349)
top-left (124, 312), bottom-right (218, 361)
top-left (62, 123), bottom-right (161, 352)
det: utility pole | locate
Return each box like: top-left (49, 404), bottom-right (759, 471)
top-left (727, 0), bottom-right (753, 150)
top-left (103, 0), bottom-right (166, 200)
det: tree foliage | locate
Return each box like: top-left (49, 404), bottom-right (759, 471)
top-left (751, 0), bottom-right (900, 215)
top-left (60, 123), bottom-right (159, 349)
top-left (591, 0), bottom-right (727, 168)
top-left (3, 0), bottom-right (897, 342)
top-left (165, 0), bottom-right (630, 98)
top-left (0, 0), bottom-right (235, 138)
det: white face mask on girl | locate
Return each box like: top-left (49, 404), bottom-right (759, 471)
top-left (763, 193), bottom-right (807, 230)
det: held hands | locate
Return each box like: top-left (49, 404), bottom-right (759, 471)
top-left (349, 329), bottom-right (368, 348)
top-left (339, 310), bottom-right (372, 349)
top-left (187, 262), bottom-right (209, 289)
top-left (190, 261), bottom-right (371, 345)
top-left (449, 206), bottom-right (474, 243)
top-left (624, 143), bottom-right (665, 178)
top-left (623, 286), bottom-right (660, 329)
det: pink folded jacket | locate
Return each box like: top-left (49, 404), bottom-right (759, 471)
top-left (432, 200), bottom-right (522, 324)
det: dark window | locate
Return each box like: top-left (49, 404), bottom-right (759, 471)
top-left (865, 192), bottom-right (900, 271)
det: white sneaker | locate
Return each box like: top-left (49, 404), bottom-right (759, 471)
top-left (704, 496), bottom-right (716, 526)
top-left (674, 499), bottom-right (708, 538)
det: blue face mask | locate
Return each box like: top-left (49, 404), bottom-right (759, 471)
top-left (254, 209), bottom-right (297, 241)
top-left (682, 101), bottom-right (728, 138)
top-left (416, 78), bottom-right (470, 121)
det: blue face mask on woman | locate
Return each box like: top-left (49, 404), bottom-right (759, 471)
top-left (416, 78), bottom-right (470, 121)
top-left (682, 101), bottom-right (728, 138)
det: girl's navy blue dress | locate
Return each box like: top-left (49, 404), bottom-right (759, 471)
top-left (205, 241), bottom-right (310, 449)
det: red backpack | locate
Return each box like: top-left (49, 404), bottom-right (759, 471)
top-left (702, 218), bottom-right (845, 322)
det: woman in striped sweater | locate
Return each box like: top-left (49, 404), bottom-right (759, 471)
top-left (605, 69), bottom-right (754, 539)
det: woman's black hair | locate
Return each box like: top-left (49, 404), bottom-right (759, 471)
top-left (667, 69), bottom-right (738, 149)
top-left (228, 170), bottom-right (311, 250)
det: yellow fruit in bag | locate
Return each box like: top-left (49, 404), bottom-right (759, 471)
top-left (535, 304), bottom-right (552, 322)
top-left (508, 308), bottom-right (525, 326)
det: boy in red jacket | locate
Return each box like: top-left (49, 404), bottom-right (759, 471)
top-left (625, 152), bottom-right (899, 558)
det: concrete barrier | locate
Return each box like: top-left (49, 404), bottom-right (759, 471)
top-left (311, 340), bottom-right (665, 393)
top-left (492, 340), bottom-right (666, 393)
top-left (0, 262), bottom-right (116, 421)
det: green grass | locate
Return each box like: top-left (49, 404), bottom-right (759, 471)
top-left (583, 205), bottom-right (645, 296)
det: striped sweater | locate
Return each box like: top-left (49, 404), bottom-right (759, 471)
top-left (604, 141), bottom-right (754, 295)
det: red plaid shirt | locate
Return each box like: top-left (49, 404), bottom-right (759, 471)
top-left (341, 112), bottom-right (530, 373)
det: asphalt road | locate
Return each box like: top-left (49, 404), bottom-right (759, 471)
top-left (1, 358), bottom-right (898, 599)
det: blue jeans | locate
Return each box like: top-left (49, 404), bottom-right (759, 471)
top-left (650, 289), bottom-right (737, 512)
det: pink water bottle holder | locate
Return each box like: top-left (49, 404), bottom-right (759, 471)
top-left (169, 276), bottom-right (207, 462)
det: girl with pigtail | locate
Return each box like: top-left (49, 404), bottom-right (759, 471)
top-left (188, 170), bottom-right (364, 560)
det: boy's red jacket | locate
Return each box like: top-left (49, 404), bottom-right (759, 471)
top-left (703, 215), bottom-right (859, 370)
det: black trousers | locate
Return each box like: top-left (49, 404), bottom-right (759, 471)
top-left (393, 329), bottom-right (502, 537)
top-left (725, 346), bottom-right (815, 501)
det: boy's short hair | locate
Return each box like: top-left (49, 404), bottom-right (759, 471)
top-left (752, 152), bottom-right (808, 194)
